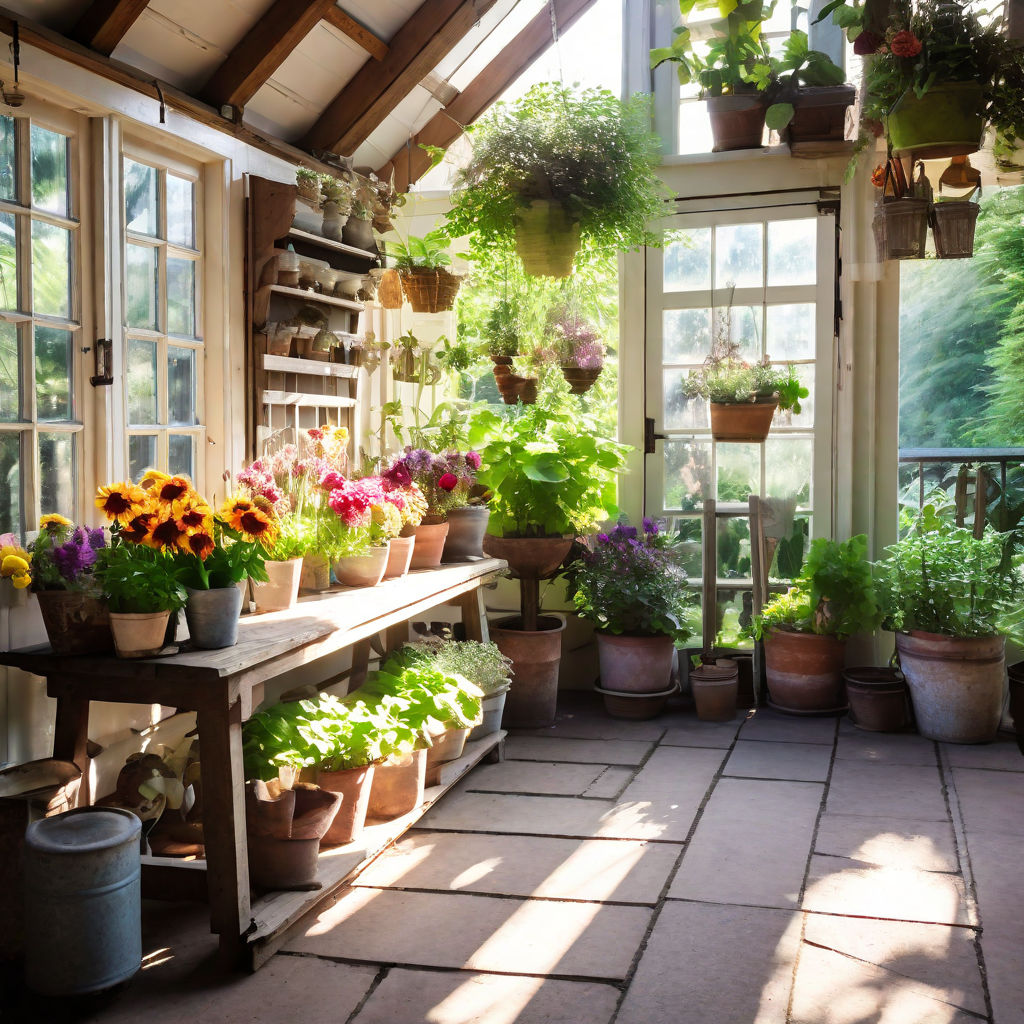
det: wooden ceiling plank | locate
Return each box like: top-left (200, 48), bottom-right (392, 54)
top-left (323, 6), bottom-right (388, 61)
top-left (72, 0), bottom-right (150, 56)
top-left (302, 0), bottom-right (500, 156)
top-left (377, 0), bottom-right (599, 191)
top-left (203, 0), bottom-right (338, 110)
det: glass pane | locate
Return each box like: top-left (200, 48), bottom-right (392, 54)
top-left (664, 308), bottom-right (712, 363)
top-left (0, 322), bottom-right (18, 421)
top-left (678, 101), bottom-right (714, 156)
top-left (168, 345), bottom-right (195, 425)
top-left (668, 515), bottom-right (702, 576)
top-left (127, 338), bottom-right (157, 424)
top-left (714, 588), bottom-right (754, 649)
top-left (167, 175), bottom-right (194, 248)
top-left (664, 228), bottom-right (711, 291)
top-left (717, 516), bottom-right (751, 579)
top-left (168, 434), bottom-right (194, 477)
top-left (0, 430), bottom-right (21, 534)
top-left (31, 125), bottom-right (69, 217)
top-left (38, 431), bottom-right (74, 518)
top-left (167, 257), bottom-right (195, 337)
top-left (715, 305), bottom-right (762, 361)
top-left (664, 370), bottom-right (709, 430)
top-left (773, 363), bottom-right (815, 429)
top-left (0, 210), bottom-right (17, 310)
top-left (764, 438), bottom-right (812, 506)
top-left (125, 244), bottom-right (158, 330)
top-left (664, 440), bottom-right (712, 511)
top-left (124, 159), bottom-right (158, 236)
top-left (34, 326), bottom-right (72, 421)
top-left (768, 514), bottom-right (810, 581)
top-left (0, 116), bottom-right (15, 201)
top-left (767, 218), bottom-right (816, 287)
top-left (32, 221), bottom-right (71, 318)
top-left (129, 434), bottom-right (157, 481)
top-left (717, 443), bottom-right (759, 503)
top-left (766, 303), bottom-right (815, 361)
top-left (715, 223), bottom-right (763, 289)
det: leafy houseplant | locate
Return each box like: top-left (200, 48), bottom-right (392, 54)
top-left (385, 230), bottom-right (462, 313)
top-left (295, 167), bottom-right (321, 205)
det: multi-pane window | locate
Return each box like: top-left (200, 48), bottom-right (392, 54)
top-left (122, 151), bottom-right (203, 482)
top-left (0, 115), bottom-right (81, 535)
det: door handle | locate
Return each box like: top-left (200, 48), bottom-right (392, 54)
top-left (644, 417), bottom-right (666, 455)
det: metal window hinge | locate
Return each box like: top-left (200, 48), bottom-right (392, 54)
top-left (644, 417), bottom-right (666, 455)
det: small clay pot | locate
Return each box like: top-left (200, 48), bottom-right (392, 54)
top-left (690, 659), bottom-right (739, 722)
top-left (410, 521), bottom-right (449, 570)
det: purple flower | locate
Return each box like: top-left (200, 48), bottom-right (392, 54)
top-left (465, 450), bottom-right (481, 471)
top-left (642, 517), bottom-right (658, 536)
top-left (87, 527), bottom-right (106, 549)
top-left (596, 533), bottom-right (610, 543)
top-left (402, 448), bottom-right (433, 475)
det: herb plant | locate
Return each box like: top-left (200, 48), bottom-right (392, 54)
top-left (400, 639), bottom-right (513, 697)
top-left (483, 300), bottom-right (522, 358)
top-left (94, 544), bottom-right (187, 615)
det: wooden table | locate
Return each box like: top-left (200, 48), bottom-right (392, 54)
top-left (0, 560), bottom-right (505, 966)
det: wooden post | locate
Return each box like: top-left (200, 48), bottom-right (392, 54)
top-left (51, 687), bottom-right (91, 806)
top-left (459, 588), bottom-right (489, 643)
top-left (520, 577), bottom-right (540, 633)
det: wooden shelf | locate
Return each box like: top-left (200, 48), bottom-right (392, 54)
top-left (262, 390), bottom-right (356, 409)
top-left (269, 284), bottom-right (363, 312)
top-left (287, 227), bottom-right (379, 262)
top-left (263, 354), bottom-right (360, 379)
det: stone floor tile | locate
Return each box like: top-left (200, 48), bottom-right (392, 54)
top-left (814, 814), bottom-right (959, 873)
top-left (659, 716), bottom-right (744, 749)
top-left (464, 760), bottom-right (606, 796)
top-left (504, 735), bottom-right (653, 765)
top-left (668, 778), bottom-right (823, 908)
top-left (803, 855), bottom-right (969, 926)
top-left (739, 708), bottom-right (838, 745)
top-left (351, 968), bottom-right (620, 1024)
top-left (582, 766), bottom-right (634, 798)
top-left (354, 831), bottom-right (678, 903)
top-left (725, 740), bottom-right (832, 782)
top-left (826, 760), bottom-right (949, 821)
top-left (617, 902), bottom-right (801, 1024)
top-left (802, 915), bottom-right (986, 1015)
top-left (836, 722), bottom-right (939, 766)
top-left (791, 941), bottom-right (982, 1024)
top-left (942, 740), bottom-right (1024, 773)
top-left (285, 887), bottom-right (651, 979)
top-left (951, 767), bottom-right (1024, 838)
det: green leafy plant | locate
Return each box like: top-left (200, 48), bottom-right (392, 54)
top-left (482, 300), bottom-right (521, 358)
top-left (385, 230), bottom-right (453, 270)
top-left (400, 639), bottom-right (513, 697)
top-left (757, 29), bottom-right (847, 131)
top-left (685, 356), bottom-right (807, 412)
top-left (295, 167), bottom-right (319, 189)
top-left (95, 544), bottom-right (187, 615)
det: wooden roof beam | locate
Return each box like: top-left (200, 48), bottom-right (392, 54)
top-left (203, 0), bottom-right (338, 111)
top-left (376, 0), bottom-right (599, 191)
top-left (323, 6), bottom-right (388, 61)
top-left (302, 0), bottom-right (499, 156)
top-left (72, 0), bottom-right (150, 56)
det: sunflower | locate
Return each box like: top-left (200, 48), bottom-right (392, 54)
top-left (177, 498), bottom-right (212, 532)
top-left (39, 513), bottom-right (73, 532)
top-left (153, 475), bottom-right (194, 507)
top-left (145, 511), bottom-right (190, 552)
top-left (221, 497), bottom-right (276, 545)
top-left (186, 529), bottom-right (216, 560)
top-left (121, 511), bottom-right (157, 545)
top-left (95, 481), bottom-right (147, 527)
top-left (139, 469), bottom-right (170, 491)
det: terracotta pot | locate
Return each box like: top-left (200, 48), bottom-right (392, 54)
top-left (443, 506), bottom-right (490, 563)
top-left (709, 400), bottom-right (778, 442)
top-left (784, 85), bottom-right (856, 155)
top-left (109, 610), bottom-right (170, 659)
top-left (425, 727), bottom-right (471, 769)
top-left (490, 355), bottom-right (514, 368)
top-left (367, 749), bottom-right (426, 820)
top-left (469, 685), bottom-right (509, 741)
top-left (491, 615), bottom-right (566, 728)
top-left (513, 199), bottom-right (580, 278)
top-left (410, 522), bottom-right (449, 570)
top-left (596, 632), bottom-right (675, 694)
top-left (333, 543), bottom-right (390, 588)
top-left (383, 534), bottom-right (415, 579)
top-left (594, 683), bottom-right (677, 720)
top-left (318, 763), bottom-right (376, 845)
top-left (35, 591), bottom-right (113, 656)
top-left (843, 667), bottom-right (909, 733)
top-left (1008, 662), bottom-right (1024, 742)
top-left (560, 366), bottom-right (601, 395)
top-left (495, 369), bottom-right (524, 404)
top-left (481, 534), bottom-right (573, 579)
top-left (765, 630), bottom-right (847, 713)
top-left (691, 659), bottom-right (739, 722)
top-left (896, 631), bottom-right (1004, 744)
top-left (185, 585), bottom-right (243, 650)
top-left (300, 553), bottom-right (330, 592)
top-left (253, 558), bottom-right (302, 613)
top-left (707, 93), bottom-right (766, 152)
top-left (517, 377), bottom-right (538, 404)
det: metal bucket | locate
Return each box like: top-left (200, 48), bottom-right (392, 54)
top-left (24, 806), bottom-right (141, 995)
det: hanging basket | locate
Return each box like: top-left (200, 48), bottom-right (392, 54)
top-left (399, 268), bottom-right (462, 313)
top-left (560, 365), bottom-right (601, 395)
top-left (873, 198), bottom-right (929, 261)
top-left (375, 268), bottom-right (404, 309)
top-left (931, 191), bottom-right (980, 259)
top-left (513, 199), bottom-right (581, 278)
top-left (887, 82), bottom-right (986, 160)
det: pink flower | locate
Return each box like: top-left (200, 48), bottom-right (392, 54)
top-left (328, 483), bottom-right (371, 528)
top-left (465, 451), bottom-right (481, 471)
top-left (889, 30), bottom-right (921, 57)
top-left (320, 470), bottom-right (347, 491)
top-left (438, 473), bottom-right (458, 492)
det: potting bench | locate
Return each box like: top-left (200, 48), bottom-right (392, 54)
top-left (0, 559), bottom-right (507, 969)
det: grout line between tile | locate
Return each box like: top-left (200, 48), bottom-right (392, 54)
top-left (409, 824), bottom-right (688, 845)
top-left (347, 882), bottom-right (661, 909)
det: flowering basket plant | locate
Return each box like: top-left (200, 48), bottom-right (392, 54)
top-left (26, 515), bottom-right (106, 592)
top-left (0, 532), bottom-right (32, 592)
top-left (564, 519), bottom-right (696, 645)
top-left (383, 448), bottom-right (482, 520)
top-left (552, 314), bottom-right (605, 370)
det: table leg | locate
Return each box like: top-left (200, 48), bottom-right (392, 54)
top-left (384, 622), bottom-right (408, 654)
top-left (460, 588), bottom-right (490, 643)
top-left (350, 638), bottom-right (372, 690)
top-left (196, 701), bottom-right (251, 965)
top-left (52, 688), bottom-right (91, 806)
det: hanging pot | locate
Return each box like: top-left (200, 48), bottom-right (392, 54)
top-left (513, 199), bottom-right (581, 278)
top-left (709, 399), bottom-right (778, 442)
top-left (109, 610), bottom-right (170, 659)
top-left (707, 93), bottom-right (767, 152)
top-left (560, 365), bottom-right (602, 395)
top-left (873, 198), bottom-right (929, 261)
top-left (690, 659), bottom-right (739, 722)
top-left (253, 558), bottom-right (303, 614)
top-left (887, 82), bottom-right (986, 160)
top-left (333, 544), bottom-right (390, 588)
top-left (596, 632), bottom-right (675, 695)
top-left (399, 268), bottom-right (463, 313)
top-left (410, 521), bottom-right (449, 570)
top-left (184, 586), bottom-right (243, 650)
top-left (318, 763), bottom-right (376, 846)
top-left (765, 629), bottom-right (847, 713)
top-left (843, 666), bottom-right (909, 732)
top-left (442, 506), bottom-right (490, 562)
top-left (35, 591), bottom-right (114, 656)
top-left (931, 195), bottom-right (981, 259)
top-left (341, 215), bottom-right (375, 251)
top-left (383, 534), bottom-right (416, 579)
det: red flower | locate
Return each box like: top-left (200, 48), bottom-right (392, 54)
top-left (871, 165), bottom-right (886, 188)
top-left (438, 473), bottom-right (458, 492)
top-left (890, 30), bottom-right (922, 57)
top-left (853, 30), bottom-right (883, 55)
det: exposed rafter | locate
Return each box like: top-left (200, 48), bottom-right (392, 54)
top-left (72, 0), bottom-right (150, 56)
top-left (323, 6), bottom-right (388, 61)
top-left (302, 0), bottom-right (499, 156)
top-left (203, 0), bottom-right (337, 111)
top-left (376, 0), bottom-right (599, 191)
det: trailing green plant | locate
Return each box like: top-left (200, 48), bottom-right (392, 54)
top-left (385, 229), bottom-right (453, 270)
top-left (400, 639), bottom-right (513, 697)
top-left (482, 300), bottom-right (522, 358)
top-left (95, 544), bottom-right (187, 615)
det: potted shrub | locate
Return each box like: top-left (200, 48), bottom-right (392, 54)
top-left (445, 83), bottom-right (666, 277)
top-left (874, 517), bottom-right (1022, 743)
top-left (751, 535), bottom-right (882, 713)
top-left (341, 182), bottom-right (377, 251)
top-left (566, 519), bottom-right (696, 719)
top-left (385, 231), bottom-right (463, 313)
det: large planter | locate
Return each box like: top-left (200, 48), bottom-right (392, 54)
top-left (896, 631), bottom-right (1004, 743)
top-left (764, 629), bottom-right (847, 713)
top-left (410, 521), bottom-right (449, 570)
top-left (784, 85), bottom-right (856, 156)
top-left (383, 534), bottom-right (415, 580)
top-left (443, 506), bottom-right (490, 563)
top-left (185, 586), bottom-right (243, 650)
top-left (341, 215), bottom-right (375, 251)
top-left (560, 365), bottom-right (602, 395)
top-left (109, 610), bottom-right (170, 659)
top-left (513, 199), bottom-right (581, 278)
top-left (333, 543), bottom-right (390, 588)
top-left (843, 666), bottom-right (909, 733)
top-left (367, 749), bottom-right (426, 820)
top-left (318, 763), bottom-right (376, 846)
top-left (425, 726), bottom-right (471, 769)
top-left (300, 553), bottom-right (330, 592)
top-left (481, 534), bottom-right (573, 580)
top-left (691, 659), bottom-right (739, 722)
top-left (887, 81), bottom-right (986, 160)
top-left (399, 268), bottom-right (462, 313)
top-left (594, 683), bottom-right (677, 720)
top-left (491, 615), bottom-right (566, 728)
top-left (710, 399), bottom-right (778, 443)
top-left (468, 684), bottom-right (510, 741)
top-left (595, 632), bottom-right (675, 694)
top-left (35, 590), bottom-right (114, 656)
top-left (253, 558), bottom-right (302, 613)
top-left (707, 93), bottom-right (766, 152)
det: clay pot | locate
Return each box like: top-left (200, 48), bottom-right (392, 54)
top-left (709, 400), bottom-right (778, 442)
top-left (517, 377), bottom-right (538, 404)
top-left (707, 93), bottom-right (767, 151)
top-left (185, 585), bottom-right (243, 650)
top-left (333, 543), bottom-right (390, 588)
top-left (596, 632), bottom-right (675, 694)
top-left (383, 535), bottom-right (416, 580)
top-left (109, 610), bottom-right (170, 659)
top-left (367, 749), bottom-right (426, 820)
top-left (764, 630), bottom-right (847, 713)
top-left (896, 631), bottom-right (1004, 744)
top-left (843, 667), bottom-right (909, 733)
top-left (425, 727), bottom-right (471, 768)
top-left (443, 506), bottom-right (490, 563)
top-left (481, 535), bottom-right (573, 579)
top-left (691, 659), bottom-right (739, 722)
top-left (560, 365), bottom-right (601, 395)
top-left (491, 615), bottom-right (566, 728)
top-left (318, 763), bottom-right (376, 846)
top-left (253, 558), bottom-right (302, 613)
top-left (410, 521), bottom-right (449, 570)
top-left (594, 683), bottom-right (677, 720)
top-left (300, 553), bottom-right (330, 592)
top-left (35, 591), bottom-right (113, 656)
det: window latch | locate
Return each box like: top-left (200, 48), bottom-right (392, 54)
top-left (89, 338), bottom-right (113, 387)
top-left (644, 417), bottom-right (666, 455)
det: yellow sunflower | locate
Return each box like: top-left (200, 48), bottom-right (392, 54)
top-left (153, 475), bottom-right (194, 507)
top-left (121, 510), bottom-right (157, 545)
top-left (39, 513), bottom-right (72, 531)
top-left (139, 469), bottom-right (170, 492)
top-left (186, 529), bottom-right (216, 560)
top-left (144, 511), bottom-right (191, 553)
top-left (95, 481), bottom-right (147, 527)
top-left (220, 497), bottom-right (276, 545)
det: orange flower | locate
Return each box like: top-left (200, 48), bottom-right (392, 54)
top-left (121, 511), bottom-right (157, 545)
top-left (221, 497), bottom-right (276, 545)
top-left (95, 481), bottom-right (147, 527)
top-left (871, 164), bottom-right (886, 188)
top-left (178, 499), bottom-right (212, 532)
top-left (186, 530), bottom-right (216, 560)
top-left (146, 512), bottom-right (190, 552)
top-left (153, 475), bottom-right (194, 506)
